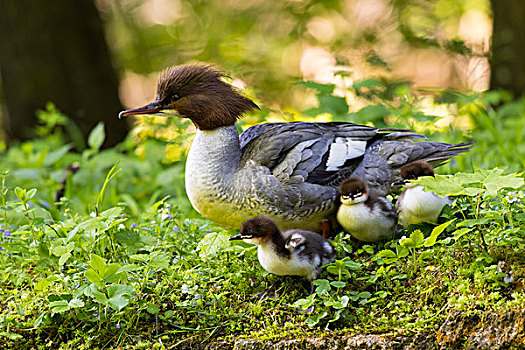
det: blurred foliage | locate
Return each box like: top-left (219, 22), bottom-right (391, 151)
top-left (100, 0), bottom-right (491, 107)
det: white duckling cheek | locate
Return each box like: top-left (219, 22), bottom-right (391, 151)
top-left (340, 195), bottom-right (367, 205)
top-left (243, 238), bottom-right (259, 245)
top-left (405, 182), bottom-right (419, 189)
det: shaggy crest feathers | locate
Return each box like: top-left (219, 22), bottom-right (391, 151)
top-left (400, 160), bottom-right (435, 180)
top-left (339, 177), bottom-right (368, 197)
top-left (156, 64), bottom-right (259, 130)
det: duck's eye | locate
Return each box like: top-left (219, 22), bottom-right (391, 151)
top-left (170, 94), bottom-right (180, 103)
top-left (354, 191), bottom-right (362, 197)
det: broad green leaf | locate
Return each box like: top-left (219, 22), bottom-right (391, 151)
top-left (343, 259), bottom-right (362, 270)
top-left (58, 252), bottom-right (71, 266)
top-left (313, 279), bottom-right (331, 294)
top-left (88, 122), bottom-right (105, 151)
top-left (116, 264), bottom-right (141, 274)
top-left (108, 295), bottom-right (129, 311)
top-left (84, 269), bottom-right (103, 287)
top-left (149, 252), bottom-right (171, 270)
top-left (114, 230), bottom-right (142, 247)
top-left (453, 227), bottom-right (473, 240)
top-left (43, 144), bottom-right (72, 166)
top-left (330, 281), bottom-right (346, 288)
top-left (90, 254), bottom-right (106, 274)
top-left (99, 207), bottom-right (124, 220)
top-left (102, 263), bottom-right (122, 282)
top-left (424, 220), bottom-right (455, 247)
top-left (377, 249), bottom-right (398, 264)
top-left (91, 290), bottom-right (108, 305)
top-left (147, 304), bottom-right (160, 314)
top-left (68, 219), bottom-right (106, 240)
top-left (49, 300), bottom-right (70, 313)
top-left (197, 231), bottom-right (231, 257)
top-left (107, 284), bottom-right (135, 298)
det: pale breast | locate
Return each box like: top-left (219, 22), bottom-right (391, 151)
top-left (337, 203), bottom-right (395, 242)
top-left (398, 186), bottom-right (449, 226)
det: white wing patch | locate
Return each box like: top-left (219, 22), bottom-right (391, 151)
top-left (326, 138), bottom-right (366, 171)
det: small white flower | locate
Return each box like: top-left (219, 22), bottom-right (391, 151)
top-left (505, 192), bottom-right (517, 203)
top-left (517, 191), bottom-right (524, 199)
top-left (118, 223), bottom-right (125, 229)
top-left (90, 211), bottom-right (97, 218)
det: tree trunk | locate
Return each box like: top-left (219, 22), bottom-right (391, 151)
top-left (490, 0), bottom-right (525, 97)
top-left (0, 0), bottom-right (126, 148)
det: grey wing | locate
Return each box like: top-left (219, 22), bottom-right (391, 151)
top-left (239, 122), bottom-right (380, 184)
top-left (354, 134), bottom-right (472, 196)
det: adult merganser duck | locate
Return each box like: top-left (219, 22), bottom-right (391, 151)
top-left (395, 160), bottom-right (452, 227)
top-left (336, 177), bottom-right (397, 242)
top-left (119, 64), bottom-right (471, 233)
top-left (229, 216), bottom-right (336, 291)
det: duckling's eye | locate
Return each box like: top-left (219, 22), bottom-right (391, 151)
top-left (341, 195), bottom-right (350, 200)
top-left (354, 191), bottom-right (362, 197)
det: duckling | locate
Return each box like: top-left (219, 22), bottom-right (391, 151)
top-left (336, 177), bottom-right (397, 242)
top-left (395, 160), bottom-right (452, 227)
top-left (229, 216), bottom-right (336, 292)
top-left (120, 64), bottom-right (472, 234)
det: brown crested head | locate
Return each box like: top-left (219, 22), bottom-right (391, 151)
top-left (240, 216), bottom-right (280, 242)
top-left (120, 64), bottom-right (259, 130)
top-left (339, 177), bottom-right (368, 198)
top-left (400, 160), bottom-right (435, 180)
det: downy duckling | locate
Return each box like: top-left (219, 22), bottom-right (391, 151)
top-left (229, 216), bottom-right (336, 292)
top-left (336, 177), bottom-right (397, 242)
top-left (395, 160), bottom-right (451, 227)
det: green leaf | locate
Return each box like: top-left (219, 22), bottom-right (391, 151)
top-left (26, 188), bottom-right (37, 200)
top-left (58, 252), bottom-right (71, 266)
top-left (91, 290), bottom-right (108, 305)
top-left (107, 284), bottom-right (135, 298)
top-left (343, 259), bottom-right (362, 270)
top-left (452, 227), bottom-right (473, 241)
top-left (49, 300), bottom-right (70, 313)
top-left (197, 231), bottom-right (231, 257)
top-left (313, 279), bottom-right (331, 294)
top-left (424, 220), bottom-right (455, 247)
top-left (116, 264), bottom-right (141, 274)
top-left (68, 298), bottom-right (85, 308)
top-left (0, 332), bottom-right (23, 340)
top-left (332, 295), bottom-right (349, 309)
top-left (376, 249), bottom-right (398, 264)
top-left (88, 122), bottom-right (105, 151)
top-left (44, 144), bottom-right (72, 166)
top-left (149, 252), bottom-right (171, 270)
top-left (306, 311), bottom-right (328, 328)
top-left (84, 269), bottom-right (103, 287)
top-left (400, 230), bottom-right (424, 248)
top-left (330, 281), bottom-right (346, 288)
top-left (15, 187), bottom-right (26, 201)
top-left (99, 207), bottom-right (124, 220)
top-left (114, 230), bottom-right (142, 248)
top-left (90, 254), bottom-right (106, 274)
top-left (102, 263), bottom-right (122, 282)
top-left (147, 304), bottom-right (160, 314)
top-left (108, 295), bottom-right (129, 311)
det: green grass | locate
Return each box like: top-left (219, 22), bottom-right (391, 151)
top-left (0, 87), bottom-right (524, 349)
